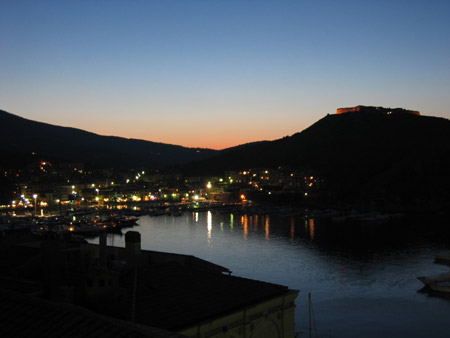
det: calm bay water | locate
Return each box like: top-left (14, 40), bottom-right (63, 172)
top-left (90, 211), bottom-right (450, 337)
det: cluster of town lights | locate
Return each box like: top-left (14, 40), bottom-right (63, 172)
top-left (3, 170), bottom-right (319, 211)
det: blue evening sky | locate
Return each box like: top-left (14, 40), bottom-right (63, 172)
top-left (1, 0), bottom-right (449, 149)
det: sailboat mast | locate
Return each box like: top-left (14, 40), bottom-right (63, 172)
top-left (309, 293), bottom-right (312, 338)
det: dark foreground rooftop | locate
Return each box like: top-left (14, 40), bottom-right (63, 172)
top-left (121, 262), bottom-right (289, 331)
top-left (0, 287), bottom-right (187, 338)
top-left (0, 229), bottom-right (297, 336)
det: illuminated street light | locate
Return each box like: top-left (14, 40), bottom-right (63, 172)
top-left (32, 194), bottom-right (37, 216)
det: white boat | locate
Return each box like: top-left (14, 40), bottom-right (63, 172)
top-left (428, 280), bottom-right (450, 293)
top-left (417, 271), bottom-right (450, 286)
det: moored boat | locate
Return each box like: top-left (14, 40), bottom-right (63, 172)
top-left (417, 271), bottom-right (450, 286)
top-left (64, 224), bottom-right (105, 236)
top-left (428, 280), bottom-right (450, 293)
top-left (435, 252), bottom-right (450, 263)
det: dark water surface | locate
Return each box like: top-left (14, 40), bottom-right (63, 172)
top-left (90, 212), bottom-right (450, 337)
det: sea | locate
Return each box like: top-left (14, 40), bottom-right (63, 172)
top-left (89, 210), bottom-right (450, 338)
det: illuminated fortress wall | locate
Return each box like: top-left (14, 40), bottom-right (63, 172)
top-left (336, 105), bottom-right (420, 116)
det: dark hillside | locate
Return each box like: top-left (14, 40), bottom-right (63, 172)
top-left (185, 110), bottom-right (450, 210)
top-left (0, 110), bottom-right (218, 169)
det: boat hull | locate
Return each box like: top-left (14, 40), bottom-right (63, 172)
top-left (428, 282), bottom-right (450, 293)
top-left (417, 272), bottom-right (450, 286)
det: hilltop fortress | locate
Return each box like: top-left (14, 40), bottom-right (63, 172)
top-left (336, 105), bottom-right (420, 116)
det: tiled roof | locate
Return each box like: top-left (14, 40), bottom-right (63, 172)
top-left (119, 262), bottom-right (289, 331)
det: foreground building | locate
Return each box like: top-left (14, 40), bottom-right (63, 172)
top-left (0, 229), bottom-right (299, 338)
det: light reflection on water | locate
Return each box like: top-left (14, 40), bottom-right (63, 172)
top-left (207, 211), bottom-right (212, 243)
top-left (89, 211), bottom-right (450, 338)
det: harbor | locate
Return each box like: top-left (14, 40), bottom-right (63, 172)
top-left (84, 211), bottom-right (450, 338)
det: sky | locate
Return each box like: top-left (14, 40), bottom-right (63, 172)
top-left (1, 0), bottom-right (450, 150)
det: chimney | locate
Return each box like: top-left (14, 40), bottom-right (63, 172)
top-left (125, 231), bottom-right (141, 267)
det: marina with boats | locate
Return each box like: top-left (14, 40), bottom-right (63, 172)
top-left (0, 211), bottom-right (139, 237)
top-left (0, 199), bottom-right (406, 238)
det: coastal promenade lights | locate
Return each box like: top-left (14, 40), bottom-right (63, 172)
top-left (206, 182), bottom-right (212, 189)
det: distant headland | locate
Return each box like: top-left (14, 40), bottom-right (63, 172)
top-left (336, 105), bottom-right (420, 116)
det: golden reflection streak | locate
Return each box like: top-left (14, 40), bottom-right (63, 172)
top-left (207, 211), bottom-right (212, 241)
top-left (230, 214), bottom-right (234, 230)
top-left (265, 215), bottom-right (270, 240)
top-left (254, 215), bottom-right (259, 230)
top-left (242, 215), bottom-right (248, 240)
top-left (309, 218), bottom-right (315, 240)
